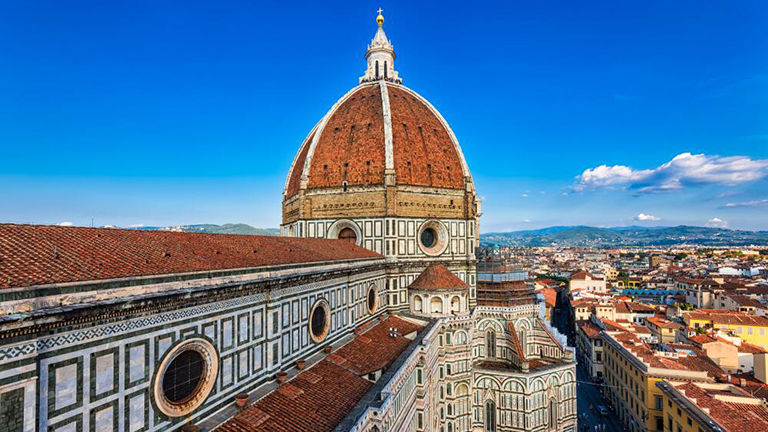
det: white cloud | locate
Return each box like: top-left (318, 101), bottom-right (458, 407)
top-left (523, 219), bottom-right (531, 223)
top-left (521, 193), bottom-right (529, 198)
top-left (724, 198), bottom-right (768, 208)
top-left (706, 217), bottom-right (728, 228)
top-left (57, 221), bottom-right (73, 226)
top-left (575, 152), bottom-right (768, 193)
top-left (635, 213), bottom-right (660, 221)
top-left (129, 224), bottom-right (145, 228)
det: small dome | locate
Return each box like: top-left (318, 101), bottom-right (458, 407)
top-left (410, 264), bottom-right (470, 291)
top-left (284, 82), bottom-right (471, 198)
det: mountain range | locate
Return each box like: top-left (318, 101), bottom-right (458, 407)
top-left (480, 225), bottom-right (768, 248)
top-left (135, 223), bottom-right (279, 236)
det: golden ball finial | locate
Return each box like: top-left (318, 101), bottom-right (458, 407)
top-left (376, 8), bottom-right (384, 26)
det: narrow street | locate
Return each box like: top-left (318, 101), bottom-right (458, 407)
top-left (551, 286), bottom-right (624, 432)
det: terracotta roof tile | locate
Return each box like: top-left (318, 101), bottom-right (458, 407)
top-left (214, 315), bottom-right (423, 432)
top-left (667, 382), bottom-right (768, 432)
top-left (388, 85), bottom-right (464, 189)
top-left (409, 264), bottom-right (469, 291)
top-left (307, 84), bottom-right (386, 190)
top-left (0, 224), bottom-right (380, 289)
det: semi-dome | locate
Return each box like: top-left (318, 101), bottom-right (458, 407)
top-left (284, 81), bottom-right (471, 198)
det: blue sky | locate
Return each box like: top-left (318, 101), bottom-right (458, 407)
top-left (1, 1), bottom-right (767, 232)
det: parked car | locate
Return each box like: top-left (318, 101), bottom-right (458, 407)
top-left (597, 405), bottom-right (609, 416)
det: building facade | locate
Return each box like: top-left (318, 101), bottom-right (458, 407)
top-left (0, 10), bottom-right (576, 432)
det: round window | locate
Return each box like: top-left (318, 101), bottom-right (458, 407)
top-left (162, 350), bottom-right (205, 404)
top-left (420, 228), bottom-right (437, 248)
top-left (417, 221), bottom-right (449, 256)
top-left (366, 285), bottom-right (377, 314)
top-left (153, 338), bottom-right (218, 417)
top-left (309, 299), bottom-right (331, 343)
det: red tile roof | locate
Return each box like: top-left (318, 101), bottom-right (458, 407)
top-left (331, 316), bottom-right (421, 375)
top-left (285, 83), bottom-right (467, 197)
top-left (214, 315), bottom-right (423, 432)
top-left (409, 264), bottom-right (469, 291)
top-left (684, 310), bottom-right (768, 327)
top-left (307, 84), bottom-right (386, 190)
top-left (388, 85), bottom-right (465, 189)
top-left (285, 129), bottom-right (314, 198)
top-left (664, 381), bottom-right (768, 432)
top-left (605, 330), bottom-right (724, 377)
top-left (0, 224), bottom-right (381, 289)
top-left (577, 320), bottom-right (602, 339)
top-left (569, 270), bottom-right (594, 280)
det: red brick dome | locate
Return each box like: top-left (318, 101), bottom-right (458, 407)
top-left (284, 82), bottom-right (471, 198)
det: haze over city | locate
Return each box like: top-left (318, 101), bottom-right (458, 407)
top-left (2, 1), bottom-right (766, 231)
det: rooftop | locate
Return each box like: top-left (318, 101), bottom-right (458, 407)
top-left (657, 381), bottom-right (768, 432)
top-left (0, 224), bottom-right (380, 289)
top-left (684, 310), bottom-right (768, 327)
top-left (409, 264), bottom-right (469, 291)
top-left (214, 315), bottom-right (423, 432)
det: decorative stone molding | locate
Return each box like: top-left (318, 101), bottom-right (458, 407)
top-left (417, 220), bottom-right (449, 256)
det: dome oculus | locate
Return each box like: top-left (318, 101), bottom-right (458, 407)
top-left (418, 220), bottom-right (449, 256)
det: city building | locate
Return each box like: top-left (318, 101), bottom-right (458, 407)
top-left (568, 271), bottom-right (607, 293)
top-left (655, 381), bottom-right (768, 432)
top-left (602, 328), bottom-right (724, 432)
top-left (683, 310), bottom-right (768, 349)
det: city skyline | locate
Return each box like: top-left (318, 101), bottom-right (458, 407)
top-left (2, 1), bottom-right (767, 231)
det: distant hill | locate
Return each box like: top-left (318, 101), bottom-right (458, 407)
top-left (480, 225), bottom-right (768, 247)
top-left (136, 223), bottom-right (279, 236)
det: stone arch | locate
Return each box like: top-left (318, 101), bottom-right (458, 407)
top-left (454, 330), bottom-right (468, 345)
top-left (451, 295), bottom-right (461, 313)
top-left (413, 295), bottom-right (423, 312)
top-left (430, 296), bottom-right (444, 313)
top-left (502, 378), bottom-right (525, 392)
top-left (476, 318), bottom-right (504, 333)
top-left (327, 219), bottom-right (362, 246)
top-left (455, 383), bottom-right (469, 396)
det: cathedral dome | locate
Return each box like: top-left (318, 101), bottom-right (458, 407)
top-left (281, 11), bottom-right (479, 228)
top-left (284, 81), bottom-right (471, 198)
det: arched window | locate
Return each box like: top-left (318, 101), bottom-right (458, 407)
top-left (384, 61), bottom-right (388, 78)
top-left (485, 400), bottom-right (496, 431)
top-left (430, 297), bottom-right (444, 313)
top-left (414, 295), bottom-right (423, 312)
top-left (375, 60), bottom-right (379, 78)
top-left (451, 296), bottom-right (461, 313)
top-left (338, 227), bottom-right (357, 244)
top-left (487, 330), bottom-right (496, 358)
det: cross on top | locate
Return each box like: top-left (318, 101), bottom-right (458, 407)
top-left (377, 8), bottom-right (383, 15)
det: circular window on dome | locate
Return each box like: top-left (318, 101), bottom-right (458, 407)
top-left (366, 285), bottom-right (378, 314)
top-left (309, 299), bottom-right (331, 343)
top-left (418, 220), bottom-right (449, 256)
top-left (339, 227), bottom-right (357, 244)
top-left (420, 228), bottom-right (437, 248)
top-left (153, 338), bottom-right (218, 418)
